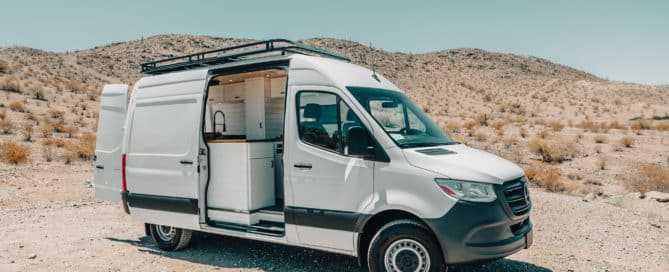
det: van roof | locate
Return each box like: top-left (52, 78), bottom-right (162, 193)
top-left (140, 39), bottom-right (349, 75)
top-left (137, 40), bottom-right (403, 93)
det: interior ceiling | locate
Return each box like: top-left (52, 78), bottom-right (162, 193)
top-left (212, 69), bottom-right (286, 85)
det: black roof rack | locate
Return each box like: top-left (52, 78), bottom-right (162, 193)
top-left (140, 39), bottom-right (350, 75)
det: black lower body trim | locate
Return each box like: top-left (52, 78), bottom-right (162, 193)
top-left (285, 206), bottom-right (361, 232)
top-left (121, 190), bottom-right (130, 214)
top-left (127, 193), bottom-right (199, 215)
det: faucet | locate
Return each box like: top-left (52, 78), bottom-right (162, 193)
top-left (213, 110), bottom-right (226, 135)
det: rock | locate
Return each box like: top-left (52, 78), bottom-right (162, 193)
top-left (28, 254), bottom-right (37, 259)
top-left (583, 192), bottom-right (597, 202)
top-left (645, 191), bottom-right (669, 202)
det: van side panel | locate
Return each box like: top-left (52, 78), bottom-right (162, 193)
top-left (124, 70), bottom-right (207, 230)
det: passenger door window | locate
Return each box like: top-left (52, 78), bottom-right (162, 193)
top-left (296, 91), bottom-right (367, 156)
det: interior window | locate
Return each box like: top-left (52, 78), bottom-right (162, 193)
top-left (297, 91), bottom-right (367, 155)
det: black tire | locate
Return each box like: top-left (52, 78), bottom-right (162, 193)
top-left (149, 224), bottom-right (193, 251)
top-left (367, 219), bottom-right (446, 272)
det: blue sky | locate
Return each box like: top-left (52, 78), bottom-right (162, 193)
top-left (1, 0), bottom-right (667, 85)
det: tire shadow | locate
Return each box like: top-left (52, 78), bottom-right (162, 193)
top-left (106, 233), bottom-right (551, 272)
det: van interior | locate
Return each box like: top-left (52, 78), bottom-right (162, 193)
top-left (203, 68), bottom-right (287, 236)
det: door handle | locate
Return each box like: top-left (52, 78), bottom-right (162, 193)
top-left (95, 165), bottom-right (104, 169)
top-left (180, 160), bottom-right (194, 165)
top-left (293, 162), bottom-right (312, 169)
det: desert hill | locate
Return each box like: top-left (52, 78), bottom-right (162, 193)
top-left (1, 34), bottom-right (668, 196)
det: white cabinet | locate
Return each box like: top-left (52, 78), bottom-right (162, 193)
top-left (224, 82), bottom-right (244, 102)
top-left (207, 142), bottom-right (275, 214)
top-left (270, 77), bottom-right (286, 98)
top-left (245, 78), bottom-right (266, 140)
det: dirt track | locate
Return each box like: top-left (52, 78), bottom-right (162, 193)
top-left (1, 165), bottom-right (668, 272)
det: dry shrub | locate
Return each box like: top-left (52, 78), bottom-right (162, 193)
top-left (524, 162), bottom-right (577, 192)
top-left (474, 113), bottom-right (490, 126)
top-left (0, 76), bottom-right (21, 93)
top-left (43, 145), bottom-right (56, 162)
top-left (549, 121), bottom-right (564, 132)
top-left (464, 120), bottom-right (477, 130)
top-left (66, 132), bottom-right (96, 161)
top-left (61, 125), bottom-right (78, 138)
top-left (528, 135), bottom-right (578, 163)
top-left (655, 121), bottom-right (669, 131)
top-left (623, 164), bottom-right (669, 194)
top-left (0, 109), bottom-right (6, 120)
top-left (48, 109), bottom-right (65, 120)
top-left (597, 157), bottom-right (607, 170)
top-left (474, 130), bottom-right (488, 142)
top-left (43, 137), bottom-right (66, 148)
top-left (491, 121), bottom-right (505, 130)
top-left (20, 126), bottom-right (33, 142)
top-left (9, 101), bottom-right (24, 112)
top-left (0, 119), bottom-right (13, 134)
top-left (577, 120), bottom-right (597, 132)
top-left (0, 140), bottom-right (29, 164)
top-left (631, 119), bottom-right (653, 130)
top-left (607, 120), bottom-right (625, 130)
top-left (594, 134), bottom-right (607, 144)
top-left (65, 80), bottom-right (88, 94)
top-left (519, 127), bottom-right (528, 138)
top-left (620, 136), bottom-right (634, 148)
top-left (0, 59), bottom-right (8, 73)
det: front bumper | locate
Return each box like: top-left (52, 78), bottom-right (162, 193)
top-left (425, 198), bottom-right (532, 264)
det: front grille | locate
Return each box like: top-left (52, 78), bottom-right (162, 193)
top-left (502, 177), bottom-right (531, 216)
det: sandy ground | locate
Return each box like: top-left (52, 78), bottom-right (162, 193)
top-left (1, 164), bottom-right (668, 272)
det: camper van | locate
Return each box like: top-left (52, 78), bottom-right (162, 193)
top-left (94, 40), bottom-right (532, 272)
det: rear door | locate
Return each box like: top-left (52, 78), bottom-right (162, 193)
top-left (94, 84), bottom-right (128, 202)
top-left (124, 70), bottom-right (207, 229)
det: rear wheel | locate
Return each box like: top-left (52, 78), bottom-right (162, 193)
top-left (149, 224), bottom-right (193, 251)
top-left (367, 219), bottom-right (446, 272)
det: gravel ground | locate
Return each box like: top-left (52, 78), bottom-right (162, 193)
top-left (1, 166), bottom-right (668, 271)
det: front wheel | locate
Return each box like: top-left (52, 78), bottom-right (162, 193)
top-left (367, 219), bottom-right (446, 272)
top-left (149, 224), bottom-right (193, 251)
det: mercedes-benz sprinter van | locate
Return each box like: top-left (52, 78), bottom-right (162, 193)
top-left (94, 39), bottom-right (532, 272)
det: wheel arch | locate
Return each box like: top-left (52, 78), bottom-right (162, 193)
top-left (355, 209), bottom-right (444, 267)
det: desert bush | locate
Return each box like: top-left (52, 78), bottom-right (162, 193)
top-left (594, 134), bottom-right (607, 144)
top-left (577, 120), bottom-right (597, 132)
top-left (0, 76), bottom-right (21, 93)
top-left (43, 145), bottom-right (56, 162)
top-left (524, 162), bottom-right (576, 192)
top-left (0, 140), bottom-right (29, 164)
top-left (65, 80), bottom-right (88, 94)
top-left (474, 130), bottom-right (488, 142)
top-left (0, 109), bottom-right (5, 120)
top-left (61, 125), bottom-right (78, 138)
top-left (42, 137), bottom-right (66, 148)
top-left (0, 59), bottom-right (8, 73)
top-left (549, 121), bottom-right (564, 132)
top-left (607, 120), bottom-right (625, 130)
top-left (491, 121), bottom-right (505, 130)
top-left (66, 132), bottom-right (96, 161)
top-left (597, 157), bottom-right (607, 170)
top-left (48, 109), bottom-right (65, 120)
top-left (8, 101), bottom-right (24, 112)
top-left (519, 127), bottom-right (528, 138)
top-left (0, 119), bottom-right (13, 134)
top-left (655, 121), bottom-right (669, 131)
top-left (623, 164), bottom-right (669, 194)
top-left (528, 135), bottom-right (578, 163)
top-left (474, 113), bottom-right (490, 126)
top-left (620, 136), bottom-right (634, 148)
top-left (631, 119), bottom-right (653, 130)
top-left (20, 126), bottom-right (33, 142)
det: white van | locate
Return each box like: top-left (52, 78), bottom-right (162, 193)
top-left (94, 39), bottom-right (532, 272)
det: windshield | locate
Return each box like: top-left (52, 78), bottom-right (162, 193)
top-left (347, 87), bottom-right (455, 148)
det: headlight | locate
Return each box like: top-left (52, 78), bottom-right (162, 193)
top-left (435, 178), bottom-right (497, 202)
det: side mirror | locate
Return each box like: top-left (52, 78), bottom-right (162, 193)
top-left (348, 127), bottom-right (373, 157)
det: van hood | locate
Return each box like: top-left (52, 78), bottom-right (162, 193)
top-left (402, 144), bottom-right (524, 185)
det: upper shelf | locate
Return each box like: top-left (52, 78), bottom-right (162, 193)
top-left (140, 39), bottom-right (350, 75)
